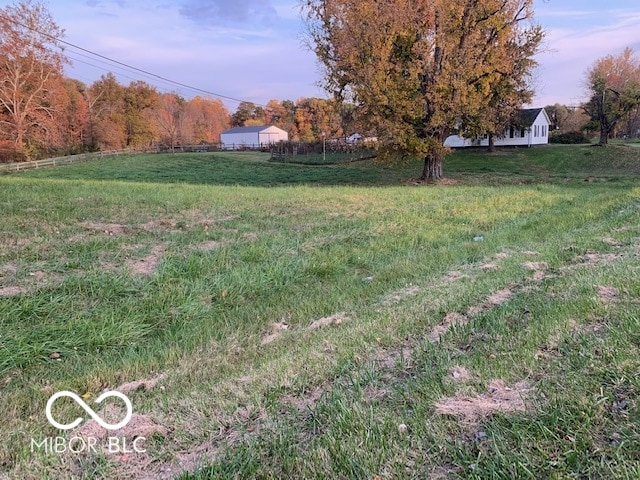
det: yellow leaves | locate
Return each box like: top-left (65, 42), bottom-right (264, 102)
top-left (306, 0), bottom-right (542, 172)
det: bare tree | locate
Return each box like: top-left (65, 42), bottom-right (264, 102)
top-left (0, 0), bottom-right (67, 159)
top-left (583, 48), bottom-right (640, 145)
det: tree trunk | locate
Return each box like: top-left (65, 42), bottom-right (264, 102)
top-left (487, 133), bottom-right (495, 153)
top-left (598, 127), bottom-right (609, 145)
top-left (420, 152), bottom-right (443, 181)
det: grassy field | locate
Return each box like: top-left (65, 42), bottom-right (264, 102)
top-left (1, 145), bottom-right (639, 479)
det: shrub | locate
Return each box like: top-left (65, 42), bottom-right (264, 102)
top-left (549, 131), bottom-right (591, 144)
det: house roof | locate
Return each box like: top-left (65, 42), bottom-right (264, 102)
top-left (222, 125), bottom-right (282, 135)
top-left (513, 108), bottom-right (546, 127)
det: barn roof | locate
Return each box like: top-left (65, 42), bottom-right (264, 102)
top-left (222, 125), bottom-right (281, 134)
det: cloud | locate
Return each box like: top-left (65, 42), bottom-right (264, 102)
top-left (532, 8), bottom-right (640, 106)
top-left (179, 0), bottom-right (279, 26)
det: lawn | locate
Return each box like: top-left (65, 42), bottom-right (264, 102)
top-left (1, 146), bottom-right (639, 479)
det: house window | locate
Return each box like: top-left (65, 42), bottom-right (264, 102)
top-left (510, 126), bottom-right (515, 138)
top-left (534, 125), bottom-right (538, 137)
top-left (542, 126), bottom-right (547, 137)
top-left (521, 128), bottom-right (526, 137)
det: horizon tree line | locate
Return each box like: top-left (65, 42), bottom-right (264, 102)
top-left (1, 0), bottom-right (638, 165)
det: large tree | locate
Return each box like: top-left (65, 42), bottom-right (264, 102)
top-left (183, 96), bottom-right (230, 144)
top-left (151, 93), bottom-right (187, 150)
top-left (583, 48), bottom-right (640, 145)
top-left (0, 0), bottom-right (67, 159)
top-left (123, 81), bottom-right (159, 148)
top-left (87, 73), bottom-right (127, 150)
top-left (304, 0), bottom-right (543, 179)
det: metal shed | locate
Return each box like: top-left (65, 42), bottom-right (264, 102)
top-left (220, 125), bottom-right (289, 150)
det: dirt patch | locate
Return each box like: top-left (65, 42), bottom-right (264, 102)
top-left (371, 346), bottom-right (415, 370)
top-left (82, 222), bottom-right (129, 236)
top-left (446, 271), bottom-right (466, 283)
top-left (309, 312), bottom-right (349, 330)
top-left (480, 263), bottom-right (500, 271)
top-left (116, 375), bottom-right (165, 395)
top-left (260, 322), bottom-right (289, 346)
top-left (196, 240), bottom-right (223, 252)
top-left (523, 261), bottom-right (548, 272)
top-left (382, 284), bottom-right (421, 306)
top-left (242, 233), bottom-right (259, 242)
top-left (78, 410), bottom-right (167, 444)
top-left (361, 385), bottom-right (389, 401)
top-left (603, 237), bottom-right (624, 247)
top-left (494, 252), bottom-right (509, 260)
top-left (0, 263), bottom-right (17, 277)
top-left (487, 289), bottom-right (513, 306)
top-left (596, 286), bottom-right (619, 304)
top-left (0, 286), bottom-right (29, 297)
top-left (466, 289), bottom-right (513, 316)
top-left (126, 245), bottom-right (166, 276)
top-left (582, 253), bottom-right (620, 265)
top-left (283, 384), bottom-right (330, 415)
top-left (523, 261), bottom-right (550, 282)
top-left (435, 178), bottom-right (459, 186)
top-left (428, 312), bottom-right (468, 343)
top-left (435, 380), bottom-right (533, 426)
top-left (451, 367), bottom-right (473, 382)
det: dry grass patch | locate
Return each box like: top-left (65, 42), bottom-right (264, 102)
top-left (382, 284), bottom-right (421, 306)
top-left (195, 240), bottom-right (223, 252)
top-left (126, 245), bottom-right (166, 277)
top-left (435, 380), bottom-right (534, 426)
top-left (0, 285), bottom-right (29, 297)
top-left (596, 286), bottom-right (619, 304)
top-left (309, 312), bottom-right (349, 330)
top-left (260, 322), bottom-right (289, 346)
top-left (445, 271), bottom-right (466, 283)
top-left (116, 374), bottom-right (165, 395)
top-left (81, 222), bottom-right (129, 236)
top-left (428, 312), bottom-right (468, 343)
top-left (450, 367), bottom-right (473, 383)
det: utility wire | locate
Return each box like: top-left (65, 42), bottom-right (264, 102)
top-left (4, 14), bottom-right (267, 107)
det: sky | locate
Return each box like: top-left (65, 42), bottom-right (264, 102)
top-left (12, 0), bottom-right (640, 111)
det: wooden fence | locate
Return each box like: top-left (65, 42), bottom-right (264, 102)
top-left (0, 144), bottom-right (233, 175)
top-left (0, 149), bottom-right (147, 175)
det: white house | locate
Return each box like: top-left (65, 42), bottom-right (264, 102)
top-left (220, 125), bottom-right (289, 150)
top-left (444, 108), bottom-right (551, 148)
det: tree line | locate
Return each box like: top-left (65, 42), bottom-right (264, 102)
top-left (2, 0), bottom-right (639, 172)
top-left (0, 0), bottom-right (357, 163)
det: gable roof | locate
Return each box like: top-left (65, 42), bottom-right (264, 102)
top-left (513, 108), bottom-right (547, 128)
top-left (222, 125), bottom-right (281, 135)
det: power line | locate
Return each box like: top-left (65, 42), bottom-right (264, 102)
top-left (2, 13), bottom-right (333, 117)
top-left (3, 14), bottom-right (267, 107)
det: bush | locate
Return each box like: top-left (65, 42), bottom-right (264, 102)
top-left (549, 131), bottom-right (591, 144)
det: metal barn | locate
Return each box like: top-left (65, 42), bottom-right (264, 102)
top-left (220, 125), bottom-right (289, 149)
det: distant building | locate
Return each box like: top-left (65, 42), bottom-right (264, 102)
top-left (220, 125), bottom-right (288, 150)
top-left (444, 108), bottom-right (551, 148)
top-left (346, 133), bottom-right (378, 145)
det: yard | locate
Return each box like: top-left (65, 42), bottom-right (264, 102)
top-left (1, 146), bottom-right (639, 479)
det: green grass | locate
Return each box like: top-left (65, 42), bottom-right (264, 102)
top-left (1, 146), bottom-right (639, 478)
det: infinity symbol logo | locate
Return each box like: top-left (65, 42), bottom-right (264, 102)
top-left (46, 391), bottom-right (133, 431)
